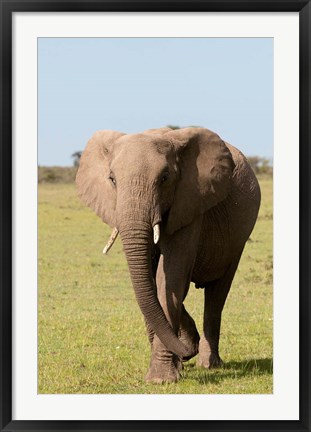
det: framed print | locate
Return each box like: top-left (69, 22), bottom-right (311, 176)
top-left (1, 1), bottom-right (310, 431)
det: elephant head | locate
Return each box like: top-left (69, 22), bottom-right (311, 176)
top-left (76, 127), bottom-right (235, 358)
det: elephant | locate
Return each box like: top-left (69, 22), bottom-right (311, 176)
top-left (76, 126), bottom-right (261, 384)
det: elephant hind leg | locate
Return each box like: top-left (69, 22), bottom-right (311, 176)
top-left (179, 305), bottom-right (200, 362)
top-left (197, 252), bottom-right (243, 369)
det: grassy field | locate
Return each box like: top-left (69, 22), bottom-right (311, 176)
top-left (38, 176), bottom-right (273, 394)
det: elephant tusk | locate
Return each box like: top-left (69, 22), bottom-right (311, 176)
top-left (153, 224), bottom-right (160, 244)
top-left (103, 227), bottom-right (119, 254)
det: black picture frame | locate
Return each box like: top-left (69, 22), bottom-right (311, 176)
top-left (1, 1), bottom-right (310, 431)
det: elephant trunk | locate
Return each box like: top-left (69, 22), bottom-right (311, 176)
top-left (119, 220), bottom-right (190, 359)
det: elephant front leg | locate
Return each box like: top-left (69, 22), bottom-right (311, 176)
top-left (145, 220), bottom-right (202, 384)
top-left (146, 338), bottom-right (182, 384)
top-left (145, 255), bottom-right (185, 384)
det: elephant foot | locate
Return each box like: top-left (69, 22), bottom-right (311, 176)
top-left (197, 352), bottom-right (223, 369)
top-left (146, 335), bottom-right (186, 383)
top-left (180, 342), bottom-right (199, 362)
top-left (179, 306), bottom-right (200, 362)
top-left (145, 363), bottom-right (181, 384)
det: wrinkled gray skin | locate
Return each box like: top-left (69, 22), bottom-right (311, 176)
top-left (76, 127), bottom-right (260, 383)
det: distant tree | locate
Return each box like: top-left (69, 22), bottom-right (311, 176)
top-left (166, 125), bottom-right (201, 130)
top-left (72, 151), bottom-right (82, 167)
top-left (166, 125), bottom-right (181, 130)
top-left (247, 156), bottom-right (273, 175)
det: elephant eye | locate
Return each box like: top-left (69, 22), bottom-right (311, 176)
top-left (109, 172), bottom-right (116, 186)
top-left (160, 171), bottom-right (170, 184)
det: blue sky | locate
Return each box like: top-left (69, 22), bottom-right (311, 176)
top-left (38, 38), bottom-right (273, 166)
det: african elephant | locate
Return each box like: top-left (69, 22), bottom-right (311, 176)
top-left (76, 126), bottom-right (260, 383)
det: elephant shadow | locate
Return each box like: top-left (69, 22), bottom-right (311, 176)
top-left (185, 357), bottom-right (273, 385)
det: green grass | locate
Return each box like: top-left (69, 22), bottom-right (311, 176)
top-left (38, 176), bottom-right (273, 394)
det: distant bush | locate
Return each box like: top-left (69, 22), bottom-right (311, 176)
top-left (38, 166), bottom-right (77, 184)
top-left (166, 125), bottom-right (181, 130)
top-left (166, 125), bottom-right (201, 130)
top-left (247, 156), bottom-right (273, 176)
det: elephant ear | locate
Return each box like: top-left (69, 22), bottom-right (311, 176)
top-left (164, 127), bottom-right (235, 235)
top-left (76, 130), bottom-right (125, 227)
